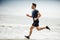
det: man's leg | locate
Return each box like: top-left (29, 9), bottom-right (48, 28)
top-left (36, 26), bottom-right (46, 31)
top-left (29, 25), bottom-right (34, 37)
top-left (25, 25), bottom-right (34, 39)
top-left (36, 26), bottom-right (50, 31)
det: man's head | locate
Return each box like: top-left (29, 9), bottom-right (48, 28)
top-left (31, 3), bottom-right (36, 9)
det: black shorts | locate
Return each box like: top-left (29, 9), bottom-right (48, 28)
top-left (32, 20), bottom-right (39, 27)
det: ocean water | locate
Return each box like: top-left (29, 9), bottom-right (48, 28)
top-left (0, 16), bottom-right (60, 40)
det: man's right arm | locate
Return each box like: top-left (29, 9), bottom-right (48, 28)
top-left (26, 14), bottom-right (32, 18)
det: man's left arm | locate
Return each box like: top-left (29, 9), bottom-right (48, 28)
top-left (34, 12), bottom-right (41, 21)
top-left (37, 12), bottom-right (41, 19)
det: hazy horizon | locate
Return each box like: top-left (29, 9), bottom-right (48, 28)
top-left (0, 0), bottom-right (60, 18)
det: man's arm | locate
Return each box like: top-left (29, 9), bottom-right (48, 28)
top-left (26, 14), bottom-right (32, 18)
top-left (34, 12), bottom-right (41, 21)
top-left (37, 12), bottom-right (41, 19)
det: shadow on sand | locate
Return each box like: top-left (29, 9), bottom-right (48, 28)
top-left (0, 38), bottom-right (37, 40)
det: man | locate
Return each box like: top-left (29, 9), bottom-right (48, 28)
top-left (25, 3), bottom-right (50, 39)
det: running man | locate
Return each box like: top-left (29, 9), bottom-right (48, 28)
top-left (25, 3), bottom-right (50, 39)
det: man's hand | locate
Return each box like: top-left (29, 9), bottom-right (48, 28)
top-left (26, 14), bottom-right (29, 17)
top-left (26, 14), bottom-right (32, 18)
top-left (34, 18), bottom-right (38, 21)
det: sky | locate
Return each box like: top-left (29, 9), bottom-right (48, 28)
top-left (0, 0), bottom-right (60, 18)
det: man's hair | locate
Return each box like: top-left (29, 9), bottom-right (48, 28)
top-left (32, 3), bottom-right (36, 7)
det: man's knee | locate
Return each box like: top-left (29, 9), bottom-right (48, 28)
top-left (30, 26), bottom-right (34, 30)
top-left (37, 28), bottom-right (40, 31)
top-left (36, 27), bottom-right (41, 31)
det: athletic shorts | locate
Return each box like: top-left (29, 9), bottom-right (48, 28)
top-left (32, 20), bottom-right (39, 27)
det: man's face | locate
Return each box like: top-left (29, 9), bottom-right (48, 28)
top-left (31, 5), bottom-right (35, 9)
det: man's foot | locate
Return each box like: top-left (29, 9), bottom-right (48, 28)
top-left (25, 36), bottom-right (30, 39)
top-left (46, 26), bottom-right (50, 30)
